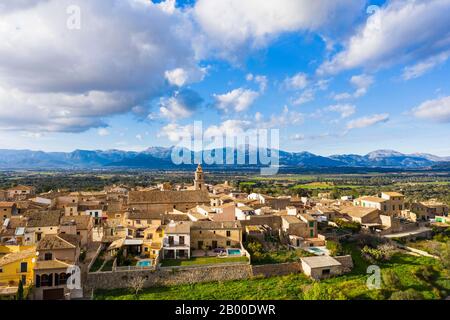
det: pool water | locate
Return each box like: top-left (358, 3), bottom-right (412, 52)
top-left (136, 260), bottom-right (152, 267)
top-left (227, 249), bottom-right (242, 256)
top-left (306, 247), bottom-right (329, 256)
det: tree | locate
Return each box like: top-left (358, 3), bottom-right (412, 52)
top-left (17, 280), bottom-right (24, 300)
top-left (129, 276), bottom-right (146, 298)
top-left (382, 270), bottom-right (401, 290)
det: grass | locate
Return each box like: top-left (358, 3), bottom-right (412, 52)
top-left (95, 243), bottom-right (450, 300)
top-left (160, 256), bottom-right (249, 267)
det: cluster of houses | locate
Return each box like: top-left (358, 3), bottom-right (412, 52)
top-left (0, 165), bottom-right (448, 299)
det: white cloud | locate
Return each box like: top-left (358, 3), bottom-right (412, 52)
top-left (159, 123), bottom-right (195, 143)
top-left (165, 68), bottom-right (189, 87)
top-left (214, 88), bottom-right (259, 113)
top-left (97, 128), bottom-right (110, 137)
top-left (204, 120), bottom-right (253, 139)
top-left (319, 0), bottom-right (450, 75)
top-left (351, 74), bottom-right (374, 97)
top-left (346, 113), bottom-right (389, 130)
top-left (0, 0), bottom-right (199, 132)
top-left (402, 51), bottom-right (450, 80)
top-left (246, 74), bottom-right (268, 92)
top-left (159, 90), bottom-right (203, 121)
top-left (412, 96), bottom-right (450, 123)
top-left (135, 134), bottom-right (143, 141)
top-left (326, 104), bottom-right (356, 118)
top-left (164, 67), bottom-right (206, 87)
top-left (292, 89), bottom-right (315, 105)
top-left (284, 73), bottom-right (308, 90)
top-left (333, 92), bottom-right (353, 101)
top-left (333, 74), bottom-right (374, 100)
top-left (259, 106), bottom-right (304, 128)
top-left (193, 0), bottom-right (366, 59)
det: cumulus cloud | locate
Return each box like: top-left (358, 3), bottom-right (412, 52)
top-left (246, 74), bottom-right (268, 92)
top-left (319, 0), bottom-right (450, 75)
top-left (159, 89), bottom-right (203, 121)
top-left (0, 0), bottom-right (199, 132)
top-left (412, 96), bottom-right (450, 123)
top-left (346, 113), bottom-right (389, 130)
top-left (333, 74), bottom-right (374, 100)
top-left (284, 73), bottom-right (308, 90)
top-left (214, 88), bottom-right (260, 113)
top-left (193, 0), bottom-right (366, 59)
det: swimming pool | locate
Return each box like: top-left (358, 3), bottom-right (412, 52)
top-left (136, 259), bottom-right (152, 267)
top-left (306, 247), bottom-right (329, 256)
top-left (227, 249), bottom-right (242, 256)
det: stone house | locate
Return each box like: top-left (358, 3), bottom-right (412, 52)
top-left (60, 215), bottom-right (93, 248)
top-left (190, 221), bottom-right (242, 250)
top-left (301, 256), bottom-right (343, 280)
top-left (162, 221), bottom-right (191, 259)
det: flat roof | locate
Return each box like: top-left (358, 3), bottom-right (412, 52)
top-left (301, 256), bottom-right (342, 269)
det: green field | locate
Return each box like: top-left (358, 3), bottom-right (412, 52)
top-left (160, 256), bottom-right (249, 267)
top-left (95, 246), bottom-right (449, 300)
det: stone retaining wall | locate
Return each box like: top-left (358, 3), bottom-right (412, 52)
top-left (86, 263), bottom-right (253, 291)
top-left (251, 262), bottom-right (302, 278)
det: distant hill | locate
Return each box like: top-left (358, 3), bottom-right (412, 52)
top-left (0, 147), bottom-right (448, 170)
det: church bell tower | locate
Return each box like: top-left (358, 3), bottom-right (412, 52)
top-left (194, 164), bottom-right (206, 191)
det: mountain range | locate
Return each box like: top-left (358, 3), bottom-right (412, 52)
top-left (0, 147), bottom-right (449, 170)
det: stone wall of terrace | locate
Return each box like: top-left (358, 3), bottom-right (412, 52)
top-left (85, 263), bottom-right (253, 291)
top-left (251, 262), bottom-right (303, 278)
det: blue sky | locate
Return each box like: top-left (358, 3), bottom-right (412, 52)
top-left (0, 0), bottom-right (450, 156)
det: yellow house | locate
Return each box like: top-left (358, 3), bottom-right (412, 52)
top-left (0, 246), bottom-right (36, 298)
top-left (142, 225), bottom-right (164, 259)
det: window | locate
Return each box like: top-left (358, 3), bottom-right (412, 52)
top-left (322, 269), bottom-right (331, 276)
top-left (20, 262), bottom-right (28, 273)
top-left (44, 253), bottom-right (53, 261)
top-left (226, 241), bottom-right (231, 246)
top-left (169, 236), bottom-right (174, 245)
top-left (36, 233), bottom-right (42, 241)
top-left (179, 236), bottom-right (185, 245)
top-left (226, 231), bottom-right (231, 237)
top-left (309, 222), bottom-right (314, 228)
top-left (0, 268), bottom-right (3, 273)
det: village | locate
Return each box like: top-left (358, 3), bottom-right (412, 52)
top-left (0, 165), bottom-right (449, 300)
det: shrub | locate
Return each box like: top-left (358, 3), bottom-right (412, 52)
top-left (335, 219), bottom-right (361, 233)
top-left (362, 243), bottom-right (396, 262)
top-left (414, 265), bottom-right (437, 282)
top-left (389, 289), bottom-right (424, 300)
top-left (326, 240), bottom-right (343, 256)
top-left (382, 270), bottom-right (401, 290)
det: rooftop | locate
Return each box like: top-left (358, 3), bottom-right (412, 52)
top-left (301, 255), bottom-right (342, 269)
top-left (129, 190), bottom-right (209, 204)
top-left (357, 196), bottom-right (387, 203)
top-left (0, 248), bottom-right (36, 267)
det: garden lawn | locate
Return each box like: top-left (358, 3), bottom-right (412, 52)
top-left (160, 256), bottom-right (248, 267)
top-left (95, 244), bottom-right (449, 300)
